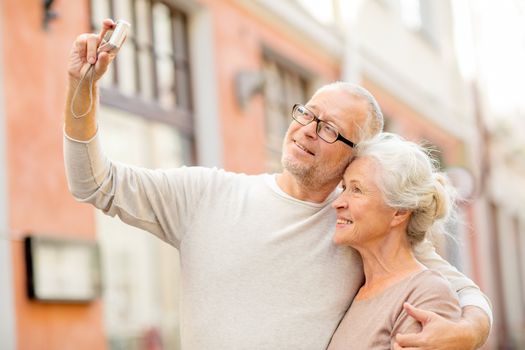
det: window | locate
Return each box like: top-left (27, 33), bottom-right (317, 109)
top-left (262, 53), bottom-right (310, 172)
top-left (89, 2), bottom-right (193, 349)
top-left (90, 0), bottom-right (193, 140)
top-left (400, 0), bottom-right (438, 47)
top-left (400, 0), bottom-right (422, 30)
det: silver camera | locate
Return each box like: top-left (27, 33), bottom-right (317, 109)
top-left (99, 20), bottom-right (130, 53)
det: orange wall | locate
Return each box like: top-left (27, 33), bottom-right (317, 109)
top-left (203, 0), bottom-right (340, 173)
top-left (1, 0), bottom-right (105, 349)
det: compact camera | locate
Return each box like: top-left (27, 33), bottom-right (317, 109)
top-left (98, 19), bottom-right (130, 53)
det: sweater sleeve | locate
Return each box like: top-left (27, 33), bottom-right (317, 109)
top-left (391, 271), bottom-right (462, 338)
top-left (413, 239), bottom-right (493, 325)
top-left (63, 130), bottom-right (209, 249)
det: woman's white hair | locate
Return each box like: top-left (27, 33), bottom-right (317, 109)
top-left (355, 132), bottom-right (456, 245)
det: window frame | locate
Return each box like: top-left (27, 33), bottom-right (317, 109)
top-left (261, 46), bottom-right (313, 171)
top-left (89, 0), bottom-right (194, 137)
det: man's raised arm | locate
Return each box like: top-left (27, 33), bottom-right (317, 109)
top-left (65, 19), bottom-right (117, 140)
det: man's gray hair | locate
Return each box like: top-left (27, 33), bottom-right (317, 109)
top-left (314, 81), bottom-right (384, 142)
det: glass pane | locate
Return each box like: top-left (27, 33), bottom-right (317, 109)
top-left (262, 57), bottom-right (308, 171)
top-left (113, 0), bottom-right (133, 25)
top-left (174, 66), bottom-right (191, 109)
top-left (157, 57), bottom-right (176, 108)
top-left (400, 0), bottom-right (422, 30)
top-left (138, 49), bottom-right (154, 100)
top-left (153, 2), bottom-right (175, 108)
top-left (262, 60), bottom-right (286, 150)
top-left (90, 0), bottom-right (109, 27)
top-left (153, 3), bottom-right (174, 57)
top-left (149, 121), bottom-right (187, 167)
top-left (135, 0), bottom-right (152, 47)
top-left (116, 40), bottom-right (136, 96)
top-left (172, 12), bottom-right (187, 57)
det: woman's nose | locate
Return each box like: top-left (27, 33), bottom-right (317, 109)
top-left (332, 195), bottom-right (348, 209)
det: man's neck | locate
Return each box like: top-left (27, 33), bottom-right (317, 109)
top-left (276, 171), bottom-right (338, 203)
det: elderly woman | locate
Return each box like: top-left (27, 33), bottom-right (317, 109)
top-left (327, 133), bottom-right (461, 350)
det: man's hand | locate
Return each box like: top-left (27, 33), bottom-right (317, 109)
top-left (393, 303), bottom-right (490, 350)
top-left (67, 18), bottom-right (117, 82)
top-left (66, 19), bottom-right (121, 141)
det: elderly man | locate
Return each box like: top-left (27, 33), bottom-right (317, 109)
top-left (64, 20), bottom-right (491, 349)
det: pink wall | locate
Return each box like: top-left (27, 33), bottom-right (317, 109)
top-left (202, 0), bottom-right (340, 173)
top-left (1, 0), bottom-right (105, 349)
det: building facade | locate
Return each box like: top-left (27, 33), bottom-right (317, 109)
top-left (337, 0), bottom-right (477, 273)
top-left (324, 0), bottom-right (524, 348)
top-left (465, 1), bottom-right (525, 348)
top-left (1, 0), bottom-right (523, 349)
top-left (0, 0), bottom-right (341, 349)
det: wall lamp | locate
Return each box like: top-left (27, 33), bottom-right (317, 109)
top-left (235, 70), bottom-right (266, 109)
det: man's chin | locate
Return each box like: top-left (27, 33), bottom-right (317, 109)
top-left (282, 156), bottom-right (313, 179)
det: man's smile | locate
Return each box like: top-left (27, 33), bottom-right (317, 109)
top-left (294, 140), bottom-right (315, 156)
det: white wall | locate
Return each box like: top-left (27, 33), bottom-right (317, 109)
top-left (189, 5), bottom-right (223, 167)
top-left (343, 0), bottom-right (474, 140)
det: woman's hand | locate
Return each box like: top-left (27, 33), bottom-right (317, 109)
top-left (67, 19), bottom-right (117, 82)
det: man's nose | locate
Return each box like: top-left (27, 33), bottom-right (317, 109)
top-left (301, 120), bottom-right (318, 139)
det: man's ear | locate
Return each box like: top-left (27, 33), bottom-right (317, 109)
top-left (391, 209), bottom-right (411, 227)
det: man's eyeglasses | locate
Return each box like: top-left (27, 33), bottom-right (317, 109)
top-left (291, 104), bottom-right (355, 148)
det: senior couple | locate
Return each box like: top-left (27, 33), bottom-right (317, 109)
top-left (64, 20), bottom-right (492, 349)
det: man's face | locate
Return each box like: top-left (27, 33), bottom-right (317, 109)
top-left (281, 88), bottom-right (369, 187)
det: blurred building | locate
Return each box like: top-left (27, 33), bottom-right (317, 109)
top-left (0, 0), bottom-right (341, 349)
top-left (0, 1), bottom-right (108, 350)
top-left (463, 1), bottom-right (525, 348)
top-left (334, 0), bottom-right (477, 270)
top-left (304, 1), bottom-right (525, 348)
top-left (0, 0), bottom-right (523, 349)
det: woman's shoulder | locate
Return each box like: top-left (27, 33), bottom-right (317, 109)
top-left (402, 269), bottom-right (461, 317)
top-left (407, 269), bottom-right (456, 294)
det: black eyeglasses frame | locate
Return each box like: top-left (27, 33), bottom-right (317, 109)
top-left (291, 104), bottom-right (356, 148)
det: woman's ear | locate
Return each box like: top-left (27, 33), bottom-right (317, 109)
top-left (391, 209), bottom-right (411, 227)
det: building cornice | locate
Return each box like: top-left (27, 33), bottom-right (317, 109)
top-left (233, 0), bottom-right (343, 60)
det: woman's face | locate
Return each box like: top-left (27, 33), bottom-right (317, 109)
top-left (331, 156), bottom-right (397, 247)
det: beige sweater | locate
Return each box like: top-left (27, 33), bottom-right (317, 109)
top-left (327, 270), bottom-right (462, 350)
top-left (63, 132), bottom-right (492, 349)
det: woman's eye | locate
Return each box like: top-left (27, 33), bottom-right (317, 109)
top-left (351, 185), bottom-right (362, 193)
